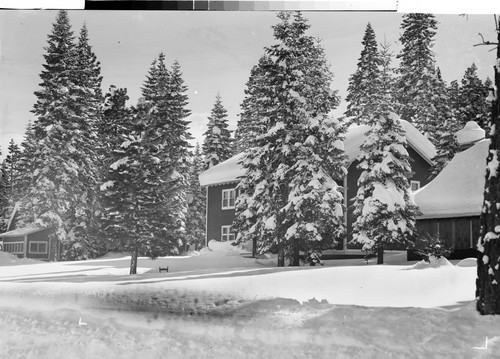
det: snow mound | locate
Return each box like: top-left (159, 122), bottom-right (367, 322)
top-left (98, 251), bottom-right (131, 259)
top-left (410, 256), bottom-right (453, 269)
top-left (0, 252), bottom-right (41, 266)
top-left (455, 258), bottom-right (477, 267)
top-left (206, 240), bottom-right (242, 256)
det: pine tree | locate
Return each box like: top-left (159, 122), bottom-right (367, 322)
top-left (235, 55), bottom-right (272, 153)
top-left (345, 23), bottom-right (383, 125)
top-left (100, 86), bottom-right (131, 153)
top-left (458, 63), bottom-right (491, 133)
top-left (4, 139), bottom-right (21, 204)
top-left (22, 10), bottom-right (103, 260)
top-left (0, 149), bottom-right (9, 233)
top-left (202, 94), bottom-right (233, 169)
top-left (185, 144), bottom-right (206, 251)
top-left (101, 100), bottom-right (163, 274)
top-left (428, 68), bottom-right (459, 179)
top-left (476, 18), bottom-right (500, 315)
top-left (395, 13), bottom-right (441, 143)
top-left (351, 109), bottom-right (420, 264)
top-left (234, 12), bottom-right (346, 267)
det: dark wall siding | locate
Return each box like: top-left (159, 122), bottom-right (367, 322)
top-left (416, 216), bottom-right (480, 250)
top-left (206, 182), bottom-right (238, 243)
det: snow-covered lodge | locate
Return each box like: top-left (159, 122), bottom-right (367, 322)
top-left (199, 118), bottom-right (436, 251)
top-left (414, 121), bottom-right (487, 256)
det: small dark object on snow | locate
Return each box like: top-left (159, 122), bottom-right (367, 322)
top-left (159, 266), bottom-right (169, 273)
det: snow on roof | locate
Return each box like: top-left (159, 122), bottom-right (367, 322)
top-left (456, 121), bottom-right (485, 146)
top-left (199, 152), bottom-right (246, 187)
top-left (199, 117), bottom-right (436, 187)
top-left (0, 226), bottom-right (51, 238)
top-left (415, 139), bottom-right (489, 219)
top-left (344, 118), bottom-right (436, 166)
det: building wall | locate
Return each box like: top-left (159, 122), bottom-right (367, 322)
top-left (1, 236), bottom-right (26, 257)
top-left (416, 216), bottom-right (480, 250)
top-left (206, 182), bottom-right (238, 243)
top-left (27, 228), bottom-right (54, 260)
top-left (345, 146), bottom-right (432, 249)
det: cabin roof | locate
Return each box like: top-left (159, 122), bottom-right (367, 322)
top-left (0, 226), bottom-right (52, 238)
top-left (199, 117), bottom-right (436, 187)
top-left (415, 139), bottom-right (488, 219)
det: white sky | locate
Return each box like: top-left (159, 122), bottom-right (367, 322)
top-left (0, 10), bottom-right (497, 158)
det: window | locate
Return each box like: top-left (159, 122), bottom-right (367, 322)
top-left (222, 188), bottom-right (236, 209)
top-left (221, 225), bottom-right (235, 242)
top-left (411, 180), bottom-right (421, 192)
top-left (29, 241), bottom-right (47, 254)
top-left (4, 242), bottom-right (24, 254)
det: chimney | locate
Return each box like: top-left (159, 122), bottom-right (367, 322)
top-left (456, 121), bottom-right (485, 150)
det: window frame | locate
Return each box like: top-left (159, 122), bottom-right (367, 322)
top-left (221, 225), bottom-right (235, 242)
top-left (4, 241), bottom-right (24, 254)
top-left (221, 188), bottom-right (236, 210)
top-left (410, 180), bottom-right (421, 192)
top-left (29, 241), bottom-right (48, 254)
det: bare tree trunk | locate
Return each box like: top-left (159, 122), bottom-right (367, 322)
top-left (291, 238), bottom-right (300, 266)
top-left (252, 237), bottom-right (257, 258)
top-left (476, 20), bottom-right (500, 315)
top-left (277, 241), bottom-right (285, 267)
top-left (130, 245), bottom-right (138, 275)
top-left (377, 245), bottom-right (384, 265)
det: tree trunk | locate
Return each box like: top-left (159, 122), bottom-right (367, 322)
top-left (377, 246), bottom-right (384, 265)
top-left (291, 238), bottom-right (300, 266)
top-left (476, 22), bottom-right (500, 315)
top-left (252, 237), bottom-right (257, 258)
top-left (130, 245), bottom-right (138, 275)
top-left (277, 241), bottom-right (285, 267)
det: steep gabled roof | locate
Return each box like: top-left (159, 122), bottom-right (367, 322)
top-left (199, 117), bottom-right (436, 187)
top-left (415, 139), bottom-right (488, 219)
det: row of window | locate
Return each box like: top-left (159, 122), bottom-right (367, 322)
top-left (221, 182), bottom-right (421, 211)
top-left (2, 241), bottom-right (47, 255)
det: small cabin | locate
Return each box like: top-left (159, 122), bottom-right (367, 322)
top-left (414, 121), bottom-right (487, 258)
top-left (0, 226), bottom-right (59, 261)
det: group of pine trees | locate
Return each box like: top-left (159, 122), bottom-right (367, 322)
top-left (0, 11), bottom-right (215, 272)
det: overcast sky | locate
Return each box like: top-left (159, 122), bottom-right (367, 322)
top-left (0, 11), bottom-right (497, 158)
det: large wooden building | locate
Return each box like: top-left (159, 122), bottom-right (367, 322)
top-left (0, 226), bottom-right (58, 261)
top-left (199, 118), bottom-right (436, 251)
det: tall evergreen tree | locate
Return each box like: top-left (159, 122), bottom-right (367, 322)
top-left (4, 139), bottom-right (21, 204)
top-left (476, 17), bottom-right (500, 315)
top-left (458, 63), bottom-right (491, 133)
top-left (202, 94), bottom-right (233, 169)
top-left (345, 23), bottom-right (383, 125)
top-left (351, 110), bottom-right (420, 264)
top-left (185, 144), bottom-right (206, 251)
top-left (101, 100), bottom-right (163, 274)
top-left (395, 13), bottom-right (441, 143)
top-left (21, 10), bottom-right (103, 259)
top-left (235, 55), bottom-right (272, 154)
top-left (234, 12), bottom-right (346, 267)
top-left (0, 149), bottom-right (9, 233)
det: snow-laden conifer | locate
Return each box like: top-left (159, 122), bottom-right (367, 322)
top-left (235, 55), bottom-right (271, 153)
top-left (351, 77), bottom-right (419, 264)
top-left (458, 63), bottom-right (491, 133)
top-left (202, 94), bottom-right (233, 169)
top-left (234, 12), bottom-right (346, 267)
top-left (21, 11), bottom-right (104, 259)
top-left (185, 144), bottom-right (206, 250)
top-left (395, 13), bottom-right (442, 143)
top-left (0, 149), bottom-right (9, 233)
top-left (345, 23), bottom-right (383, 125)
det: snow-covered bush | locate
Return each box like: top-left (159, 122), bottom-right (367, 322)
top-left (414, 233), bottom-right (451, 262)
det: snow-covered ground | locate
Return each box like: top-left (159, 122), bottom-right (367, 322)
top-left (0, 242), bottom-right (499, 358)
